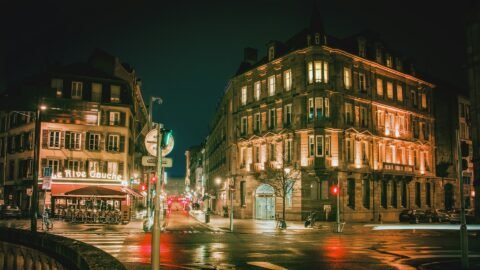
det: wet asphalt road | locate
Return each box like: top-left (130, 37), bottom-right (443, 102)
top-left (2, 212), bottom-right (480, 269)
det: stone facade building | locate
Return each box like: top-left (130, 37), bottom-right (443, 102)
top-left (0, 50), bottom-right (148, 219)
top-left (204, 8), bottom-right (443, 222)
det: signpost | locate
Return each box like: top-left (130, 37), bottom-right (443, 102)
top-left (145, 128), bottom-right (174, 157)
top-left (142, 156), bottom-right (173, 168)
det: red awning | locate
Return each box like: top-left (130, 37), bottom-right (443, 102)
top-left (50, 184), bottom-right (129, 198)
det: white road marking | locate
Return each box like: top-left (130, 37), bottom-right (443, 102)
top-left (247, 261), bottom-right (287, 270)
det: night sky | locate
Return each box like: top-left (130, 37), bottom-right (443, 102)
top-left (3, 0), bottom-right (470, 177)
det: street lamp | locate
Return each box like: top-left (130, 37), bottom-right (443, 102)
top-left (31, 101), bottom-right (47, 233)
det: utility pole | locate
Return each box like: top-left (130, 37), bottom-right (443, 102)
top-left (151, 124), bottom-right (163, 270)
top-left (31, 101), bottom-right (46, 232)
top-left (457, 130), bottom-right (469, 269)
top-left (148, 97), bottom-right (162, 219)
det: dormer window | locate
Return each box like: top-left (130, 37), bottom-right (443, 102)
top-left (268, 46), bottom-right (275, 61)
top-left (386, 54), bottom-right (393, 68)
top-left (307, 35), bottom-right (312, 46)
top-left (358, 39), bottom-right (366, 57)
top-left (396, 57), bottom-right (403, 71)
top-left (315, 33), bottom-right (320, 45)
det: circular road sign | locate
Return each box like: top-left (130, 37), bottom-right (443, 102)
top-left (144, 129), bottom-right (174, 157)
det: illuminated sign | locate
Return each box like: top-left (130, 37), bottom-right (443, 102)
top-left (53, 170), bottom-right (122, 181)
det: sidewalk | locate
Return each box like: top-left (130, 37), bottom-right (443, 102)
top-left (189, 210), bottom-right (338, 234)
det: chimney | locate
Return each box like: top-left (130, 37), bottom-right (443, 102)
top-left (244, 48), bottom-right (258, 65)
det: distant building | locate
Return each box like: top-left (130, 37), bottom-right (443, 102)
top-left (185, 144), bottom-right (206, 203)
top-left (467, 0), bottom-right (480, 218)
top-left (434, 83), bottom-right (472, 210)
top-left (0, 49), bottom-right (148, 220)
top-left (203, 5), bottom-right (441, 222)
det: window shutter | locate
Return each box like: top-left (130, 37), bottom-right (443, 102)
top-left (65, 132), bottom-right (71, 149)
top-left (100, 134), bottom-right (105, 151)
top-left (42, 130), bottom-right (48, 148)
top-left (118, 162), bottom-right (124, 177)
top-left (119, 136), bottom-right (125, 152)
top-left (86, 132), bottom-right (90, 150)
top-left (79, 160), bottom-right (85, 172)
top-left (85, 160), bottom-right (90, 173)
top-left (41, 159), bottom-right (47, 176)
top-left (81, 132), bottom-right (86, 150)
top-left (64, 160), bottom-right (68, 171)
top-left (16, 134), bottom-right (22, 152)
top-left (120, 112), bottom-right (126, 127)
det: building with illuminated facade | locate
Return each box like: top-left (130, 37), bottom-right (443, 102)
top-left (204, 8), bottom-right (443, 222)
top-left (0, 50), bottom-right (148, 219)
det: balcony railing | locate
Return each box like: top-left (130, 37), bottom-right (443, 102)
top-left (382, 162), bottom-right (414, 174)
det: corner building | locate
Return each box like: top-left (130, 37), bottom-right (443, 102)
top-left (206, 9), bottom-right (440, 222)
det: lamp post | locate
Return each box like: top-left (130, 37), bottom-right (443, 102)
top-left (31, 102), bottom-right (47, 233)
top-left (147, 96), bottom-right (162, 219)
top-left (151, 123), bottom-right (164, 270)
top-left (229, 178), bottom-right (234, 232)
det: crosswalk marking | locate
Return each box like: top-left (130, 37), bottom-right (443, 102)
top-left (54, 232), bottom-right (129, 257)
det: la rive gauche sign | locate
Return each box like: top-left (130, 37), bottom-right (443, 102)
top-left (52, 169), bottom-right (123, 181)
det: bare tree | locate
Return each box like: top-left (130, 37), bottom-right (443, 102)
top-left (255, 157), bottom-right (300, 227)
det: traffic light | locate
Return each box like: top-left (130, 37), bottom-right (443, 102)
top-left (331, 185), bottom-right (339, 195)
top-left (151, 173), bottom-right (157, 184)
top-left (161, 129), bottom-right (173, 148)
top-left (141, 184), bottom-right (146, 191)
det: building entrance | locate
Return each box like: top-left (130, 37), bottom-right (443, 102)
top-left (255, 184), bottom-right (275, 220)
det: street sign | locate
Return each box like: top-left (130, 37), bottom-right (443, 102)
top-left (42, 167), bottom-right (52, 190)
top-left (142, 156), bottom-right (173, 168)
top-left (144, 128), bottom-right (175, 157)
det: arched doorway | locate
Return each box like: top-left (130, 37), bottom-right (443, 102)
top-left (255, 184), bottom-right (275, 220)
top-left (444, 183), bottom-right (454, 210)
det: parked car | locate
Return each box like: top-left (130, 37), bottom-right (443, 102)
top-left (399, 209), bottom-right (429, 223)
top-left (0, 205), bottom-right (23, 218)
top-left (449, 209), bottom-right (475, 224)
top-left (433, 209), bottom-right (450, 223)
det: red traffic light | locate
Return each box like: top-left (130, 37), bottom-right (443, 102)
top-left (331, 185), bottom-right (339, 195)
top-left (141, 184), bottom-right (146, 191)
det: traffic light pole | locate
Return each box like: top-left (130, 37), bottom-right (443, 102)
top-left (456, 130), bottom-right (469, 269)
top-left (336, 181), bottom-right (341, 233)
top-left (151, 124), bottom-right (163, 270)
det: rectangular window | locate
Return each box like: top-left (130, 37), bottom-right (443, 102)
top-left (52, 78), bottom-right (63, 98)
top-left (92, 83), bottom-right (102, 102)
top-left (254, 113), bottom-right (261, 132)
top-left (88, 133), bottom-right (101, 151)
top-left (381, 181), bottom-right (388, 208)
top-left (401, 182), bottom-right (407, 208)
top-left (346, 139), bottom-right (354, 162)
top-left (109, 112), bottom-right (121, 126)
top-left (284, 104), bottom-right (292, 125)
top-left (241, 86), bottom-right (247, 105)
top-left (268, 75), bottom-right (276, 96)
top-left (360, 107), bottom-right (368, 127)
top-left (240, 181), bottom-right (246, 207)
top-left (345, 103), bottom-right (353, 124)
top-left (421, 93), bottom-right (427, 109)
top-left (254, 81), bottom-right (261, 101)
top-left (363, 178), bottom-right (370, 209)
top-left (48, 131), bottom-right (61, 149)
top-left (241, 116), bottom-right (247, 135)
top-left (415, 182), bottom-right (421, 207)
top-left (268, 108), bottom-right (276, 129)
top-left (8, 160), bottom-right (15, 180)
top-left (309, 135), bottom-right (315, 157)
top-left (391, 182), bottom-right (398, 208)
top-left (308, 98), bottom-right (315, 120)
top-left (285, 139), bottom-right (292, 163)
top-left (325, 135), bottom-right (331, 157)
top-left (321, 181), bottom-right (329, 200)
top-left (88, 160), bottom-right (100, 173)
top-left (396, 84), bottom-right (403, 102)
top-left (386, 55), bottom-right (393, 67)
top-left (359, 73), bottom-right (367, 91)
top-left (315, 97), bottom-right (323, 118)
top-left (255, 146), bottom-right (260, 163)
top-left (283, 69), bottom-right (292, 91)
top-left (387, 82), bottom-right (393, 99)
top-left (411, 90), bottom-right (417, 107)
top-left (344, 67), bottom-right (352, 89)
top-left (269, 143), bottom-right (275, 161)
top-left (107, 134), bottom-right (120, 152)
top-left (107, 161), bottom-right (118, 175)
top-left (348, 179), bottom-right (355, 209)
top-left (47, 159), bottom-right (60, 175)
top-left (67, 132), bottom-right (81, 150)
top-left (324, 97), bottom-right (330, 118)
top-left (376, 78), bottom-right (383, 96)
top-left (110, 85), bottom-right (121, 103)
top-left (316, 135), bottom-right (324, 157)
top-left (308, 61), bottom-right (328, 84)
top-left (425, 183), bottom-right (431, 207)
top-left (71, 81), bottom-right (83, 99)
top-left (67, 160), bottom-right (81, 172)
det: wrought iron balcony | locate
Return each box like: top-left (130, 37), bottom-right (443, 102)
top-left (381, 162), bottom-right (414, 175)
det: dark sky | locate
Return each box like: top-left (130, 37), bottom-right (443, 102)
top-left (3, 0), bottom-right (470, 177)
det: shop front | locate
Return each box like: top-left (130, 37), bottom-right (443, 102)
top-left (42, 183), bottom-right (142, 224)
